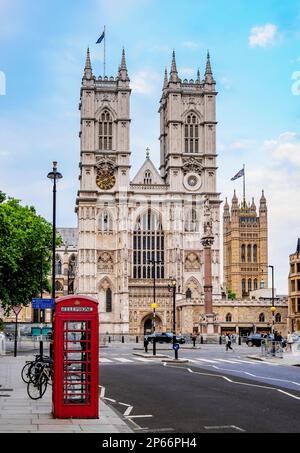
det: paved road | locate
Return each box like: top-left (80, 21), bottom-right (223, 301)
top-left (100, 362), bottom-right (300, 433)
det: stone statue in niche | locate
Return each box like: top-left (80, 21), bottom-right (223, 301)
top-left (203, 197), bottom-right (213, 237)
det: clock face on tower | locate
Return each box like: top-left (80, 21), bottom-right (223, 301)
top-left (183, 172), bottom-right (202, 191)
top-left (96, 170), bottom-right (116, 190)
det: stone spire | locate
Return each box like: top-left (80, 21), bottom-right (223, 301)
top-left (231, 190), bottom-right (239, 216)
top-left (259, 190), bottom-right (267, 214)
top-left (251, 197), bottom-right (256, 212)
top-left (296, 238), bottom-right (300, 254)
top-left (83, 47), bottom-right (93, 80)
top-left (169, 49), bottom-right (179, 82)
top-left (119, 48), bottom-right (129, 81)
top-left (204, 51), bottom-right (215, 84)
top-left (196, 68), bottom-right (201, 83)
top-left (163, 68), bottom-right (168, 89)
top-left (223, 197), bottom-right (230, 222)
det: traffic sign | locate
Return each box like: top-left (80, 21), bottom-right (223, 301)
top-left (173, 343), bottom-right (180, 351)
top-left (32, 298), bottom-right (55, 309)
top-left (12, 305), bottom-right (22, 316)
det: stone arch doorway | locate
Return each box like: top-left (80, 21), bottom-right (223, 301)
top-left (142, 314), bottom-right (163, 335)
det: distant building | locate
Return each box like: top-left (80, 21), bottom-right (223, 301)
top-left (288, 238), bottom-right (300, 332)
top-left (223, 192), bottom-right (268, 299)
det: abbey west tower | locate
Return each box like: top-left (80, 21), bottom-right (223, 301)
top-left (76, 48), bottom-right (221, 335)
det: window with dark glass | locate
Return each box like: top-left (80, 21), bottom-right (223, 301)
top-left (133, 210), bottom-right (164, 279)
top-left (248, 278), bottom-right (252, 292)
top-left (247, 244), bottom-right (252, 262)
top-left (184, 114), bottom-right (199, 153)
top-left (241, 245), bottom-right (245, 263)
top-left (226, 313), bottom-right (232, 322)
top-left (253, 244), bottom-right (257, 263)
top-left (99, 110), bottom-right (113, 151)
top-left (259, 313), bottom-right (265, 322)
top-left (55, 254), bottom-right (62, 275)
top-left (106, 288), bottom-right (112, 313)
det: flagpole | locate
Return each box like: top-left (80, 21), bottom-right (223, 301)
top-left (243, 163), bottom-right (246, 208)
top-left (104, 25), bottom-right (106, 78)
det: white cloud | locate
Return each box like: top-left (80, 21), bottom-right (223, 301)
top-left (131, 70), bottom-right (161, 95)
top-left (264, 132), bottom-right (300, 166)
top-left (182, 41), bottom-right (200, 49)
top-left (220, 77), bottom-right (231, 90)
top-left (249, 24), bottom-right (278, 48)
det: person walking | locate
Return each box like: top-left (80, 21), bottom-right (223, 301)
top-left (287, 331), bottom-right (294, 352)
top-left (191, 332), bottom-right (197, 348)
top-left (225, 333), bottom-right (234, 351)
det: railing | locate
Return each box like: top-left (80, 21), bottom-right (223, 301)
top-left (261, 340), bottom-right (283, 358)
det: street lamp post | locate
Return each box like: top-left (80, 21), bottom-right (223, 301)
top-left (268, 265), bottom-right (276, 336)
top-left (47, 161), bottom-right (63, 356)
top-left (148, 256), bottom-right (161, 356)
top-left (168, 278), bottom-right (178, 360)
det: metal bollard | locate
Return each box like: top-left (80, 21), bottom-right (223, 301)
top-left (200, 336), bottom-right (203, 344)
top-left (136, 336), bottom-right (138, 343)
top-left (219, 336), bottom-right (222, 345)
top-left (122, 336), bottom-right (124, 343)
top-left (238, 336), bottom-right (242, 346)
top-left (109, 336), bottom-right (111, 343)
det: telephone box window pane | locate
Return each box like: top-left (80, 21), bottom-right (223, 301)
top-left (63, 320), bottom-right (92, 405)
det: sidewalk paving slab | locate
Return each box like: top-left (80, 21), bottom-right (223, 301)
top-left (0, 355), bottom-right (133, 433)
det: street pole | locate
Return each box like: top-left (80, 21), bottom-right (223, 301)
top-left (148, 256), bottom-right (161, 357)
top-left (168, 278), bottom-right (178, 360)
top-left (47, 161), bottom-right (63, 357)
top-left (14, 313), bottom-right (18, 358)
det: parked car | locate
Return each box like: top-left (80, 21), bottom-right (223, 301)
top-left (145, 332), bottom-right (186, 344)
top-left (246, 333), bottom-right (273, 347)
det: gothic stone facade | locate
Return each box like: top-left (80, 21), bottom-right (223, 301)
top-left (223, 192), bottom-right (268, 300)
top-left (288, 239), bottom-right (300, 333)
top-left (75, 49), bottom-right (221, 335)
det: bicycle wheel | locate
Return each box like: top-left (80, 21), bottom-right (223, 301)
top-left (27, 373), bottom-right (48, 400)
top-left (21, 362), bottom-right (33, 384)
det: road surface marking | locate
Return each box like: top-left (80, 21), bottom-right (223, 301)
top-left (215, 359), bottom-right (243, 364)
top-left (123, 406), bottom-right (134, 416)
top-left (99, 358), bottom-right (113, 363)
top-left (231, 359), bottom-right (263, 364)
top-left (195, 358), bottom-right (218, 363)
top-left (204, 425), bottom-right (246, 432)
top-left (126, 415), bottom-right (153, 419)
top-left (114, 358), bottom-right (133, 363)
top-left (133, 357), bottom-right (153, 362)
top-left (173, 366), bottom-right (300, 401)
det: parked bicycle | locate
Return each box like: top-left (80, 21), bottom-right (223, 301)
top-left (27, 361), bottom-right (53, 400)
top-left (21, 354), bottom-right (52, 385)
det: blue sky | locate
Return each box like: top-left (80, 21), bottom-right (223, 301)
top-left (1, 0), bottom-right (300, 293)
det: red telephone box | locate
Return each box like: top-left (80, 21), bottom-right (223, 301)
top-left (53, 295), bottom-right (99, 419)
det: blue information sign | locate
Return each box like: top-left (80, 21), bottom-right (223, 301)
top-left (32, 298), bottom-right (55, 309)
top-left (173, 343), bottom-right (180, 351)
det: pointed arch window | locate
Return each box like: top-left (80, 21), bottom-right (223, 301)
top-left (253, 244), bottom-right (258, 263)
top-left (241, 244), bottom-right (246, 263)
top-left (275, 313), bottom-right (281, 323)
top-left (184, 113), bottom-right (199, 153)
top-left (242, 279), bottom-right (246, 295)
top-left (144, 171), bottom-right (152, 185)
top-left (247, 244), bottom-right (252, 262)
top-left (248, 278), bottom-right (252, 292)
top-left (106, 288), bottom-right (112, 313)
top-left (226, 313), bottom-right (232, 322)
top-left (186, 288), bottom-right (192, 300)
top-left (254, 278), bottom-right (258, 290)
top-left (99, 210), bottom-right (113, 233)
top-left (185, 208), bottom-right (199, 233)
top-left (259, 313), bottom-right (265, 323)
top-left (55, 254), bottom-right (62, 275)
top-left (133, 210), bottom-right (164, 280)
top-left (99, 110), bottom-right (113, 151)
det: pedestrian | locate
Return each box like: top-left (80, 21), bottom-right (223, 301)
top-left (192, 332), bottom-right (197, 348)
top-left (287, 331), bottom-right (294, 352)
top-left (225, 333), bottom-right (233, 351)
top-left (144, 336), bottom-right (149, 353)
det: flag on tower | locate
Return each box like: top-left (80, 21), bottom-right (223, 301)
top-left (96, 30), bottom-right (105, 44)
top-left (231, 168), bottom-right (244, 181)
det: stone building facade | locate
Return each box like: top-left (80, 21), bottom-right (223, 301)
top-left (288, 239), bottom-right (300, 333)
top-left (75, 48), bottom-right (222, 335)
top-left (223, 192), bottom-right (268, 299)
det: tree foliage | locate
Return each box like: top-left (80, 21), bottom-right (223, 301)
top-left (228, 290), bottom-right (237, 301)
top-left (0, 191), bottom-right (62, 315)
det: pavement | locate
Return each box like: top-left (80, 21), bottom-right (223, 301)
top-left (246, 352), bottom-right (300, 366)
top-left (0, 355), bottom-right (133, 433)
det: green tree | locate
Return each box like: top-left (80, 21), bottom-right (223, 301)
top-left (0, 192), bottom-right (62, 315)
top-left (228, 290), bottom-right (237, 301)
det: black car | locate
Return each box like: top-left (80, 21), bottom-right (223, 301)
top-left (246, 333), bottom-right (273, 347)
top-left (146, 332), bottom-right (186, 344)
